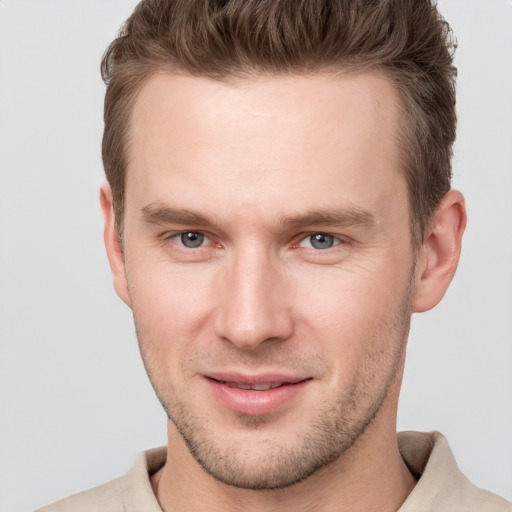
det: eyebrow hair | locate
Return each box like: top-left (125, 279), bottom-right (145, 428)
top-left (141, 203), bottom-right (376, 231)
top-left (141, 204), bottom-right (218, 227)
top-left (280, 208), bottom-right (376, 230)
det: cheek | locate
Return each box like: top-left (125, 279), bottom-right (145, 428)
top-left (128, 250), bottom-right (215, 318)
top-left (126, 261), bottom-right (217, 367)
top-left (290, 262), bottom-right (410, 364)
top-left (294, 262), bottom-right (399, 326)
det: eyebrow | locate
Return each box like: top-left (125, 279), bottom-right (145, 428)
top-left (141, 203), bottom-right (376, 231)
top-left (280, 208), bottom-right (376, 230)
top-left (141, 204), bottom-right (217, 227)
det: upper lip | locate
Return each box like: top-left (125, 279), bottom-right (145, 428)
top-left (205, 371), bottom-right (309, 386)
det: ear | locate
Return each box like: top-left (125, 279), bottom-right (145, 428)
top-left (412, 190), bottom-right (467, 313)
top-left (99, 183), bottom-right (131, 307)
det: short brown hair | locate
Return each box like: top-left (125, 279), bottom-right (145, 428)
top-left (101, 0), bottom-right (457, 246)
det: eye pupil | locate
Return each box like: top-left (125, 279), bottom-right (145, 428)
top-left (310, 233), bottom-right (334, 250)
top-left (180, 232), bottom-right (204, 248)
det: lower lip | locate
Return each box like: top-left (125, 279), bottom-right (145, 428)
top-left (205, 378), bottom-right (310, 416)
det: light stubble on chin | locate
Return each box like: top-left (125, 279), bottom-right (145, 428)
top-left (134, 273), bottom-right (415, 490)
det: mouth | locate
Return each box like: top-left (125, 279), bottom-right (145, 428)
top-left (217, 380), bottom-right (294, 391)
top-left (205, 374), bottom-right (311, 415)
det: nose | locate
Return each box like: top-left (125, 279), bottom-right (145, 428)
top-left (213, 247), bottom-right (294, 350)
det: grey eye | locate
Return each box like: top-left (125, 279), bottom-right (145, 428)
top-left (309, 233), bottom-right (335, 250)
top-left (180, 232), bottom-right (205, 248)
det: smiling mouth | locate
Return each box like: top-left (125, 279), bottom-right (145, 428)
top-left (206, 376), bottom-right (312, 414)
top-left (220, 381), bottom-right (288, 390)
top-left (210, 378), bottom-right (312, 391)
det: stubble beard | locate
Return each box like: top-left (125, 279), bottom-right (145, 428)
top-left (134, 275), bottom-right (414, 491)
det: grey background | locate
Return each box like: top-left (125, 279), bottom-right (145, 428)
top-left (0, 1), bottom-right (511, 510)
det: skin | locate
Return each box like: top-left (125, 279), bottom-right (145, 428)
top-left (101, 72), bottom-right (466, 511)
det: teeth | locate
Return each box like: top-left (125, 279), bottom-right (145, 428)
top-left (253, 383), bottom-right (279, 390)
top-left (233, 382), bottom-right (252, 390)
top-left (223, 381), bottom-right (284, 390)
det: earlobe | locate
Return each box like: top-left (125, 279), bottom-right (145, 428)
top-left (99, 183), bottom-right (132, 308)
top-left (412, 190), bottom-right (467, 313)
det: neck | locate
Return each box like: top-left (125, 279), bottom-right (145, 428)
top-left (152, 399), bottom-right (416, 512)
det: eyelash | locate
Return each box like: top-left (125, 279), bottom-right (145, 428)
top-left (164, 231), bottom-right (214, 249)
top-left (162, 231), bottom-right (349, 251)
top-left (296, 233), bottom-right (343, 250)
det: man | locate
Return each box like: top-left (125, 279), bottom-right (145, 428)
top-left (37, 0), bottom-right (511, 510)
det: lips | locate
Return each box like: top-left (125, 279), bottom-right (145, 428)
top-left (205, 373), bottom-right (311, 415)
top-left (220, 381), bottom-right (288, 390)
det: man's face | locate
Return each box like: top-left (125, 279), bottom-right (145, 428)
top-left (119, 72), bottom-right (416, 488)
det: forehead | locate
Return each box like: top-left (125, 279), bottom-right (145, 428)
top-left (126, 71), bottom-right (405, 228)
top-left (129, 70), bottom-right (399, 157)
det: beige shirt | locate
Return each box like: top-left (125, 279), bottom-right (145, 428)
top-left (36, 431), bottom-right (511, 511)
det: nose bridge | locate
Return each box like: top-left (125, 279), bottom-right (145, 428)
top-left (214, 243), bottom-right (293, 349)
